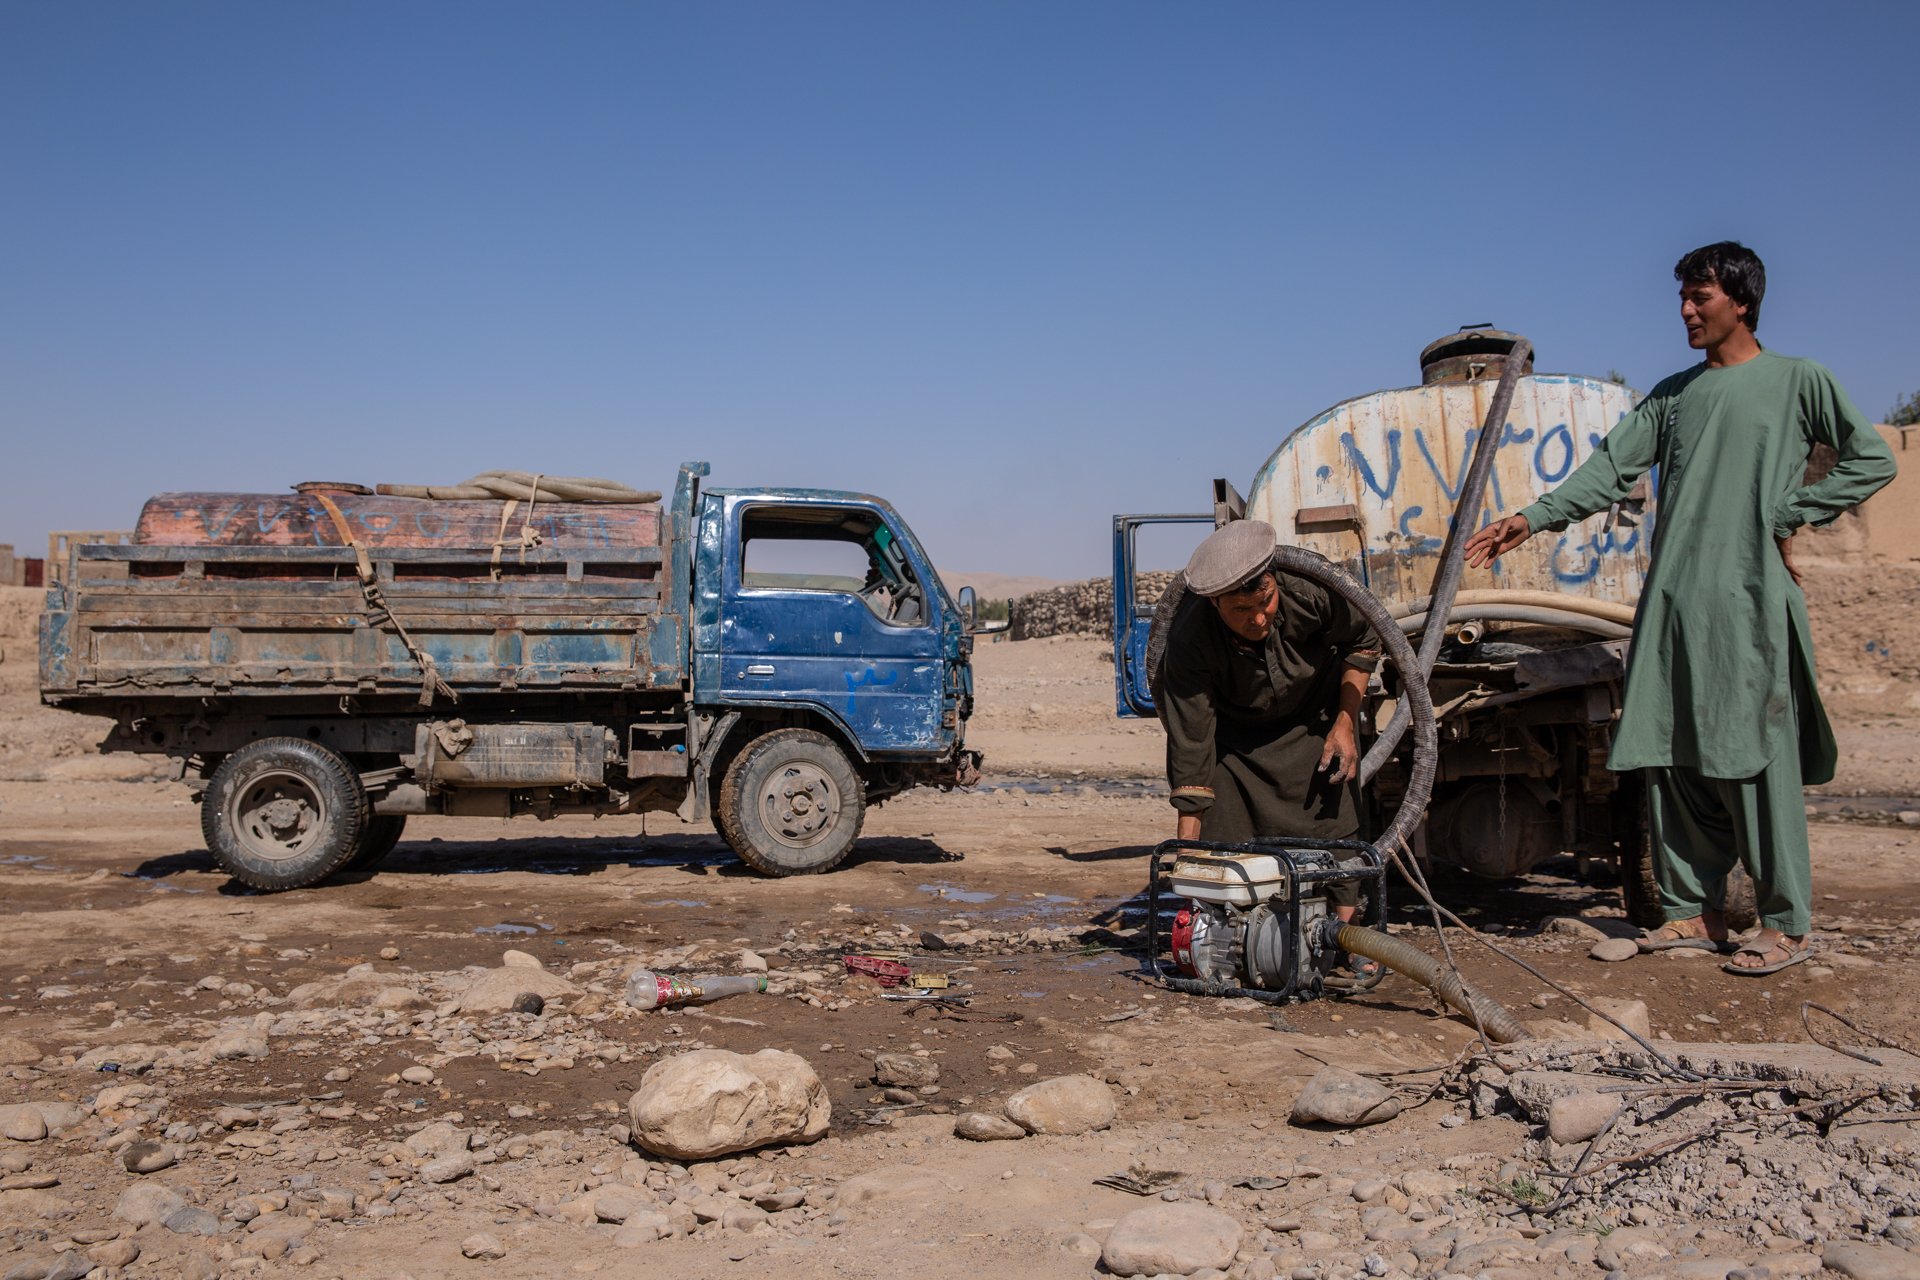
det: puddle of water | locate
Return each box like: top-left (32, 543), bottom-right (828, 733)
top-left (978, 776), bottom-right (1166, 797)
top-left (644, 899), bottom-right (711, 908)
top-left (3, 854), bottom-right (45, 866)
top-left (475, 922), bottom-right (553, 936)
top-left (918, 883), bottom-right (997, 904)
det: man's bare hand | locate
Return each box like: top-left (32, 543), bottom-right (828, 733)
top-left (1777, 535), bottom-right (1804, 589)
top-left (1319, 718), bottom-right (1359, 785)
top-left (1463, 513), bottom-right (1533, 568)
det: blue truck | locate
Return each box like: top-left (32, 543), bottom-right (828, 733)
top-left (39, 463), bottom-right (981, 889)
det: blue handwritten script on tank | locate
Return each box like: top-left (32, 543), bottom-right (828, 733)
top-left (1396, 507), bottom-right (1441, 555)
top-left (1536, 423), bottom-right (1575, 483)
top-left (1551, 524), bottom-right (1641, 584)
top-left (1341, 429), bottom-right (1402, 500)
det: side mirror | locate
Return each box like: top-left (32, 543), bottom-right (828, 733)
top-left (954, 584), bottom-right (1011, 636)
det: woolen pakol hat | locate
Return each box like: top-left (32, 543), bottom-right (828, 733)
top-left (1184, 520), bottom-right (1278, 597)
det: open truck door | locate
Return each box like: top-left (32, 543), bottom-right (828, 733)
top-left (1110, 513), bottom-right (1214, 718)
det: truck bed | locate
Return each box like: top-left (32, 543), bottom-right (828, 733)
top-left (41, 541), bottom-right (682, 705)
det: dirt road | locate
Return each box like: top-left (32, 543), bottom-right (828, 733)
top-left (3, 603), bottom-right (1919, 1279)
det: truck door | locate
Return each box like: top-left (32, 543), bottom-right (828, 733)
top-left (711, 500), bottom-right (947, 752)
top-left (1111, 513), bottom-right (1213, 718)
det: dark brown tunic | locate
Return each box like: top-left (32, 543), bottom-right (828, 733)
top-left (1159, 572), bottom-right (1372, 842)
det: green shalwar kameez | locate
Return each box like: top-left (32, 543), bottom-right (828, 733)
top-left (1517, 351), bottom-right (1896, 934)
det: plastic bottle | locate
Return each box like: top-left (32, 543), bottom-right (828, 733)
top-left (625, 969), bottom-right (768, 1011)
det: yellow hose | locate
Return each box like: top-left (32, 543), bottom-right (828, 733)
top-left (1388, 589), bottom-right (1637, 627)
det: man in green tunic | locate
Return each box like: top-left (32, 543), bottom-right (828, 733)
top-left (1465, 242), bottom-right (1896, 975)
top-left (1159, 519), bottom-right (1375, 945)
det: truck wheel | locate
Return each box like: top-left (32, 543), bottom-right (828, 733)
top-left (715, 728), bottom-right (865, 876)
top-left (345, 815), bottom-right (408, 871)
top-left (201, 738), bottom-right (370, 891)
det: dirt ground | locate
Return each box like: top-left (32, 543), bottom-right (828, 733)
top-left (3, 581), bottom-right (1919, 1279)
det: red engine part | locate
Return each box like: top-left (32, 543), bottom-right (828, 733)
top-left (1170, 908), bottom-right (1198, 977)
top-left (844, 955), bottom-right (913, 987)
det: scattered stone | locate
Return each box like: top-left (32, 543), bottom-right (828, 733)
top-left (1898, 810), bottom-right (1920, 827)
top-left (453, 965), bottom-right (580, 1015)
top-left (400, 1066), bottom-right (435, 1085)
top-left (1547, 1091), bottom-right (1621, 1144)
top-left (205, 1025), bottom-right (269, 1060)
top-left (1545, 917), bottom-right (1608, 941)
top-left (613, 1213), bottom-right (670, 1245)
top-left (954, 1112), bottom-right (1027, 1142)
top-left (501, 949), bottom-right (543, 969)
top-left (1590, 937), bottom-right (1639, 962)
top-left (1, 1254), bottom-right (91, 1280)
top-left (114, 1182), bottom-right (188, 1225)
top-left (739, 950), bottom-right (769, 972)
top-left (162, 1204), bottom-right (223, 1236)
top-left (0, 1105), bottom-right (47, 1142)
top-left (1003, 1074), bottom-right (1116, 1135)
top-left (592, 1188), bottom-right (654, 1223)
top-left (1101, 1202), bottom-right (1243, 1277)
top-left (1823, 1241), bottom-right (1920, 1280)
top-left (420, 1152), bottom-right (476, 1184)
top-left (1586, 997), bottom-right (1652, 1041)
top-left (88, 1240), bottom-right (141, 1269)
top-left (511, 993), bottom-right (545, 1015)
top-left (627, 1048), bottom-right (830, 1160)
top-left (0, 1036), bottom-right (41, 1067)
top-left (120, 1140), bottom-right (176, 1174)
top-left (1289, 1066), bottom-right (1401, 1128)
top-left (461, 1232), bottom-right (507, 1260)
top-left (872, 1052), bottom-right (939, 1088)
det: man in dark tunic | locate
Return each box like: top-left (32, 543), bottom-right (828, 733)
top-left (1159, 520), bottom-right (1375, 936)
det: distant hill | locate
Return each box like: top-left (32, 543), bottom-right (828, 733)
top-left (937, 571), bottom-right (1064, 601)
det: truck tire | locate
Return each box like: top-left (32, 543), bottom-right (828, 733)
top-left (201, 737), bottom-right (370, 891)
top-left (715, 728), bottom-right (865, 876)
top-left (1620, 783), bottom-right (1759, 933)
top-left (345, 815), bottom-right (408, 871)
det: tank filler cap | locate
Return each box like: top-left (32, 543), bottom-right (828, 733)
top-left (1418, 325), bottom-right (1534, 386)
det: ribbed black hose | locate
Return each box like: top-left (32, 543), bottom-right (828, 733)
top-left (1359, 338), bottom-right (1532, 786)
top-left (1266, 546), bottom-right (1435, 855)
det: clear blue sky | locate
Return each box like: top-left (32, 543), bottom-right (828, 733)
top-left (4, 2), bottom-right (1915, 579)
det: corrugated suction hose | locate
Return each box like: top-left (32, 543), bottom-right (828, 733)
top-left (1335, 923), bottom-right (1531, 1044)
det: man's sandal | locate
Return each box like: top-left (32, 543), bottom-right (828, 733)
top-left (1637, 918), bottom-right (1731, 954)
top-left (1722, 933), bottom-right (1811, 977)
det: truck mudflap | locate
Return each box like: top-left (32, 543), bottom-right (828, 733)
top-left (947, 749), bottom-right (984, 790)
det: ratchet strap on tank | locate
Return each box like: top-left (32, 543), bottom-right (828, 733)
top-left (310, 491), bottom-right (458, 708)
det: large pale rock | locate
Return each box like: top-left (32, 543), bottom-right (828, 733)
top-left (1823, 1241), bottom-right (1920, 1280)
top-left (500, 950), bottom-right (543, 970)
top-left (114, 1183), bottom-right (187, 1226)
top-left (1101, 1203), bottom-right (1242, 1277)
top-left (1002, 1074), bottom-right (1116, 1135)
top-left (1289, 1066), bottom-right (1401, 1128)
top-left (204, 1026), bottom-right (268, 1060)
top-left (1589, 937), bottom-right (1639, 962)
top-left (1548, 1091), bottom-right (1622, 1144)
top-left (627, 1049), bottom-right (829, 1160)
top-left (453, 965), bottom-right (581, 1015)
top-left (872, 1052), bottom-right (939, 1088)
top-left (285, 965), bottom-right (410, 1009)
top-left (953, 1112), bottom-right (1027, 1142)
top-left (0, 1105), bottom-right (47, 1142)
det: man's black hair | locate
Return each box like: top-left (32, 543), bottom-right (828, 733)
top-left (1675, 241), bottom-right (1766, 333)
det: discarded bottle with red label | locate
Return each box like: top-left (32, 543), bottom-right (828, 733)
top-left (624, 969), bottom-right (769, 1010)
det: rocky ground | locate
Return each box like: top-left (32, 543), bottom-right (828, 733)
top-left (3, 587), bottom-right (1920, 1280)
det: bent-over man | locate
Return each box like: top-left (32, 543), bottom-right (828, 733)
top-left (1159, 520), bottom-right (1376, 952)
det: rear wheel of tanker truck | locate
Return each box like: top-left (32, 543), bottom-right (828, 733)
top-left (200, 737), bottom-right (372, 891)
top-left (715, 728), bottom-right (866, 876)
top-left (1616, 777), bottom-right (1758, 933)
top-left (344, 815), bottom-right (408, 871)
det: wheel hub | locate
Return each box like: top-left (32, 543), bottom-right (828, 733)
top-left (230, 771), bottom-right (328, 863)
top-left (761, 764), bottom-right (839, 847)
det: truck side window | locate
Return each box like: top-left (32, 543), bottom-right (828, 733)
top-left (740, 507), bottom-right (927, 627)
